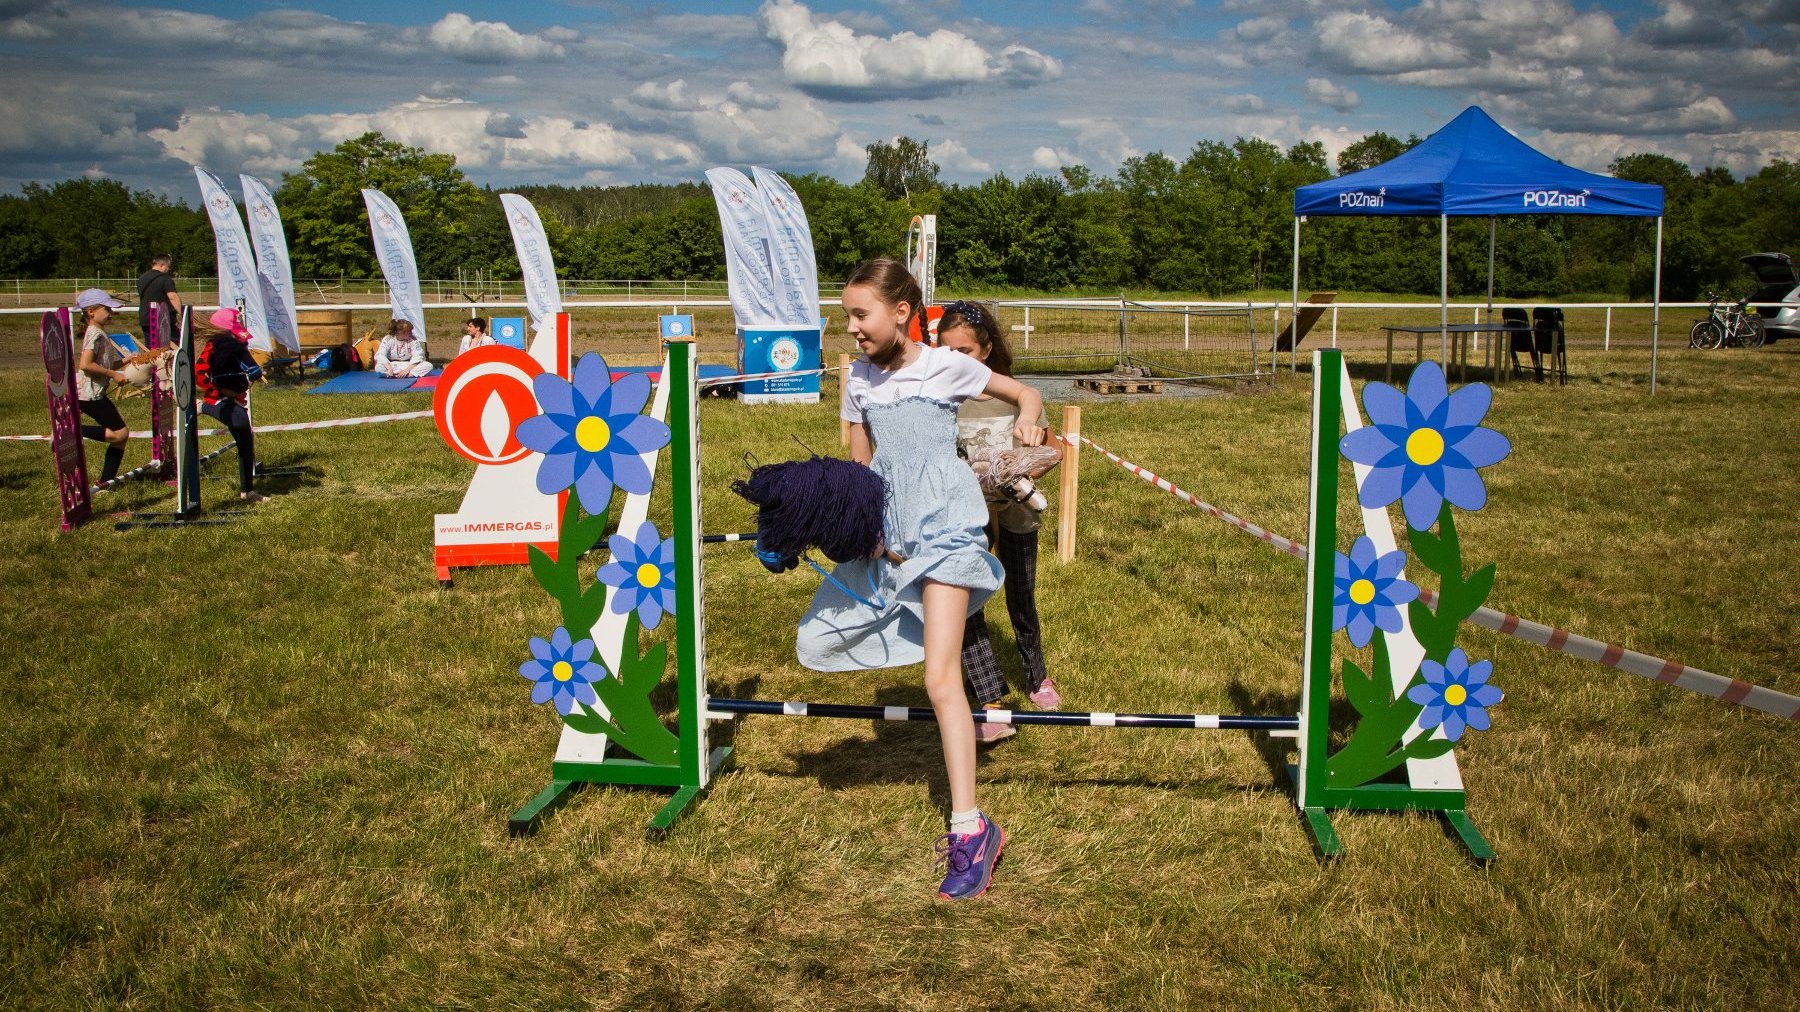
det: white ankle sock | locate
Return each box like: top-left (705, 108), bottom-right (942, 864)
top-left (949, 808), bottom-right (982, 836)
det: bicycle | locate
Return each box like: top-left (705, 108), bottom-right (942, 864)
top-left (1689, 292), bottom-right (1766, 349)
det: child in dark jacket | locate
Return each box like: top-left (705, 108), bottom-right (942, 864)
top-left (196, 309), bottom-right (265, 502)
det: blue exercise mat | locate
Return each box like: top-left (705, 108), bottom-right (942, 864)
top-left (307, 369), bottom-right (442, 395)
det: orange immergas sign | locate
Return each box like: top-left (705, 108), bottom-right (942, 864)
top-left (432, 312), bottom-right (571, 587)
top-left (433, 344), bottom-right (544, 465)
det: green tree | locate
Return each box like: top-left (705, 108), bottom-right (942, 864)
top-left (0, 194), bottom-right (58, 278)
top-left (1337, 132), bottom-right (1419, 175)
top-left (276, 132), bottom-right (484, 279)
top-left (863, 137), bottom-right (940, 202)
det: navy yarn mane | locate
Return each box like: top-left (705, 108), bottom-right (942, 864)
top-left (731, 456), bottom-right (888, 563)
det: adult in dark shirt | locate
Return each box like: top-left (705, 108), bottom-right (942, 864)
top-left (136, 253), bottom-right (182, 337)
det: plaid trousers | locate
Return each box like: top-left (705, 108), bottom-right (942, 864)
top-left (961, 525), bottom-right (1049, 704)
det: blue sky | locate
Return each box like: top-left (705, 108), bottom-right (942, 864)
top-left (1, 1), bottom-right (1794, 197)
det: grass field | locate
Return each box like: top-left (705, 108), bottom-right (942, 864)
top-left (0, 311), bottom-right (1795, 1010)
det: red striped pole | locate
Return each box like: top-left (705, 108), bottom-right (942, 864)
top-left (1063, 432), bottom-right (1800, 721)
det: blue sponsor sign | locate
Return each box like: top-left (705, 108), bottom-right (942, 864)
top-left (660, 314), bottom-right (694, 340)
top-left (492, 316), bottom-right (527, 350)
top-left (738, 326), bottom-right (820, 404)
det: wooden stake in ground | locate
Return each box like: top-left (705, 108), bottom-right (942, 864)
top-left (1057, 404), bottom-right (1081, 563)
top-left (839, 352), bottom-right (852, 446)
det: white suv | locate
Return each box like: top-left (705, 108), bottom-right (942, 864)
top-left (1742, 253), bottom-right (1799, 342)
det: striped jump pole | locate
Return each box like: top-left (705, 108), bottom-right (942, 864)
top-left (701, 532), bottom-right (758, 544)
top-left (198, 442), bottom-right (237, 468)
top-left (707, 697), bottom-right (1298, 732)
top-left (1067, 428), bottom-right (1800, 722)
top-left (88, 457), bottom-right (166, 495)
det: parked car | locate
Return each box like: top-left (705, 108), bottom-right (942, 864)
top-left (1741, 253), bottom-right (1799, 342)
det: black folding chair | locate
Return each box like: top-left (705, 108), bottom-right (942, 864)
top-left (1532, 307), bottom-right (1566, 385)
top-left (1502, 307), bottom-right (1533, 379)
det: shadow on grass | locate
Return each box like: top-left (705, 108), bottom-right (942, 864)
top-left (765, 678), bottom-right (1310, 808)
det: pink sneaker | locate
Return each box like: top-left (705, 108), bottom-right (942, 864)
top-left (974, 707), bottom-right (1015, 743)
top-left (1028, 678), bottom-right (1061, 710)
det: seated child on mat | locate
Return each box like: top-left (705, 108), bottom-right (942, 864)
top-left (374, 318), bottom-right (432, 378)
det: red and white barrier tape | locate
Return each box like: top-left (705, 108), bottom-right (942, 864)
top-left (698, 364), bottom-right (846, 390)
top-left (1064, 432), bottom-right (1800, 721)
top-left (3, 368), bottom-right (848, 440)
top-left (0, 409), bottom-right (434, 442)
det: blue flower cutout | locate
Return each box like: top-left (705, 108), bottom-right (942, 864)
top-left (1406, 647), bottom-right (1502, 742)
top-left (1339, 361), bottom-right (1510, 531)
top-left (598, 520), bottom-right (678, 630)
top-left (519, 626), bottom-right (607, 716)
top-left (1332, 535), bottom-right (1420, 648)
top-left (515, 352), bottom-right (671, 515)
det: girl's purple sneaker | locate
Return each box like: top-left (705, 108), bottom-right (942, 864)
top-left (1028, 678), bottom-right (1061, 709)
top-left (935, 814), bottom-right (1007, 901)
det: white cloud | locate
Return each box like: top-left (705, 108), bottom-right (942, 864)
top-left (1305, 77), bottom-right (1360, 112)
top-left (758, 0), bottom-right (1061, 99)
top-left (933, 138), bottom-right (991, 174)
top-left (1230, 16), bottom-right (1286, 44)
top-left (423, 13), bottom-right (566, 62)
top-left (1314, 12), bottom-right (1467, 74)
top-left (1533, 126), bottom-right (1800, 176)
top-left (726, 81), bottom-right (782, 111)
top-left (631, 80), bottom-right (702, 112)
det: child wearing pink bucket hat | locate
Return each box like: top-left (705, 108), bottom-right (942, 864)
top-left (195, 308), bottom-right (267, 501)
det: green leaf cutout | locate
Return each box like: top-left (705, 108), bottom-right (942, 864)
top-left (564, 611), bottom-right (678, 766)
top-left (1403, 736), bottom-right (1458, 761)
top-left (1340, 657), bottom-right (1384, 717)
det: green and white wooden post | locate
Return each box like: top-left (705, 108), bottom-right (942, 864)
top-left (508, 338), bottom-right (729, 839)
top-left (1292, 348), bottom-right (1495, 864)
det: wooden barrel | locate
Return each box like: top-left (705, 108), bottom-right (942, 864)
top-left (296, 308), bottom-right (353, 348)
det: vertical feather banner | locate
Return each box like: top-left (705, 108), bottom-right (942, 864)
top-left (193, 167), bottom-right (274, 353)
top-left (239, 174), bottom-right (301, 351)
top-left (499, 193), bottom-right (564, 335)
top-left (750, 166), bottom-right (819, 329)
top-left (704, 167), bottom-right (780, 328)
top-left (361, 188), bottom-right (427, 341)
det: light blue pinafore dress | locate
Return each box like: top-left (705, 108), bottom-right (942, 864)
top-left (796, 396), bottom-right (1003, 671)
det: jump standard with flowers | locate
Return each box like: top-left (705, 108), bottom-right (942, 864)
top-left (488, 340), bottom-right (1511, 862)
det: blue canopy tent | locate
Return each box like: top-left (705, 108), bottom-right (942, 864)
top-left (1291, 106), bottom-right (1668, 390)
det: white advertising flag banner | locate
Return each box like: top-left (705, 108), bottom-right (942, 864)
top-left (750, 167), bottom-right (819, 328)
top-left (194, 167), bottom-right (274, 353)
top-left (704, 167), bottom-right (780, 327)
top-left (239, 174), bottom-right (301, 351)
top-left (498, 193), bottom-right (564, 334)
top-left (361, 188), bottom-right (427, 341)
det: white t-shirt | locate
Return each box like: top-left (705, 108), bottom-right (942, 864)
top-left (840, 344), bottom-right (992, 424)
top-left (77, 325), bottom-right (123, 402)
top-left (458, 333), bottom-right (493, 356)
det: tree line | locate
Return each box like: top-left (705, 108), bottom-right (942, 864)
top-left (2, 131), bottom-right (1795, 301)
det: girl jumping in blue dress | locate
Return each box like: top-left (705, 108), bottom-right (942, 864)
top-left (797, 258), bottom-right (1046, 900)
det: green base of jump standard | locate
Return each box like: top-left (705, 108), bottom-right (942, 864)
top-left (646, 747), bottom-right (732, 842)
top-left (508, 779), bottom-right (588, 838)
top-left (1442, 809), bottom-right (1495, 866)
top-left (1287, 764), bottom-right (1492, 865)
top-left (509, 747), bottom-right (733, 840)
top-left (1302, 807), bottom-right (1345, 862)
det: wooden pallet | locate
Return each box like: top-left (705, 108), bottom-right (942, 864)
top-left (1075, 375), bottom-right (1163, 395)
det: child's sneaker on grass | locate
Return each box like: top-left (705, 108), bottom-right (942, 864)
top-left (935, 814), bottom-right (1006, 901)
top-left (974, 706), bottom-right (1015, 744)
top-left (1028, 678), bottom-right (1061, 709)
